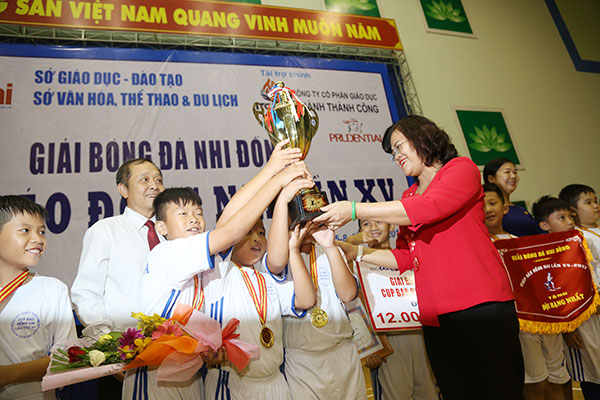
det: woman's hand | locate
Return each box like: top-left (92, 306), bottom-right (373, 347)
top-left (313, 201), bottom-right (352, 230)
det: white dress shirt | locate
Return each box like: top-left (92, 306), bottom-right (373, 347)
top-left (71, 207), bottom-right (163, 336)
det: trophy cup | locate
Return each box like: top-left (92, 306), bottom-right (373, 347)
top-left (253, 82), bottom-right (329, 228)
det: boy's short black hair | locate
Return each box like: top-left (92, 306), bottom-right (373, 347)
top-left (532, 195), bottom-right (570, 223)
top-left (558, 184), bottom-right (595, 209)
top-left (483, 183), bottom-right (505, 204)
top-left (0, 195), bottom-right (47, 232)
top-left (153, 188), bottom-right (202, 222)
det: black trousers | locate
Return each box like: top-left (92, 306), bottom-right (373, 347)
top-left (422, 301), bottom-right (524, 400)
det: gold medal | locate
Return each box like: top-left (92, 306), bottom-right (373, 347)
top-left (260, 326), bottom-right (274, 348)
top-left (310, 306), bottom-right (328, 328)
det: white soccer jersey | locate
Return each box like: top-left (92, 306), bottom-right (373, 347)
top-left (123, 232), bottom-right (215, 400)
top-left (202, 253), bottom-right (296, 398)
top-left (0, 275), bottom-right (76, 400)
top-left (564, 227), bottom-right (600, 385)
top-left (491, 233), bottom-right (518, 240)
top-left (579, 227), bottom-right (600, 286)
top-left (138, 232), bottom-right (214, 317)
top-left (269, 245), bottom-right (365, 400)
top-left (370, 332), bottom-right (439, 400)
top-left (279, 245), bottom-right (355, 352)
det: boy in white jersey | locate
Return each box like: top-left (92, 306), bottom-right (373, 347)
top-left (483, 183), bottom-right (515, 240)
top-left (559, 184), bottom-right (600, 399)
top-left (520, 196), bottom-right (575, 400)
top-left (124, 150), bottom-right (313, 400)
top-left (347, 219), bottom-right (438, 400)
top-left (0, 195), bottom-right (76, 400)
top-left (201, 178), bottom-right (316, 400)
top-left (266, 189), bottom-right (366, 399)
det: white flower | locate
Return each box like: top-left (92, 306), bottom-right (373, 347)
top-left (89, 350), bottom-right (106, 367)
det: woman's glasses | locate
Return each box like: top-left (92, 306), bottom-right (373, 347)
top-left (390, 139), bottom-right (408, 161)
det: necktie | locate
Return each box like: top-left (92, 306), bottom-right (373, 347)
top-left (144, 220), bottom-right (160, 251)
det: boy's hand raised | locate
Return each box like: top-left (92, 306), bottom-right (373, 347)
top-left (346, 231), bottom-right (378, 248)
top-left (265, 139), bottom-right (303, 176)
top-left (334, 240), bottom-right (358, 262)
top-left (312, 225), bottom-right (335, 249)
top-left (274, 161), bottom-right (312, 189)
top-left (279, 176), bottom-right (314, 204)
top-left (290, 221), bottom-right (314, 251)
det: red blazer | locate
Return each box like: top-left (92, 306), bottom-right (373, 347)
top-left (392, 157), bottom-right (513, 327)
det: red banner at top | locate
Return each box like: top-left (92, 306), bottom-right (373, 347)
top-left (0, 0), bottom-right (402, 50)
top-left (495, 230), bottom-right (599, 334)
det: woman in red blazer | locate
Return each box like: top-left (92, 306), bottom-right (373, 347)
top-left (315, 115), bottom-right (524, 400)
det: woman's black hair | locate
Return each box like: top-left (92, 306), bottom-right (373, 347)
top-left (382, 115), bottom-right (458, 166)
top-left (482, 158), bottom-right (515, 184)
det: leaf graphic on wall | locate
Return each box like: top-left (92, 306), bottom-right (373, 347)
top-left (468, 125), bottom-right (513, 153)
top-left (351, 0), bottom-right (377, 10)
top-left (425, 0), bottom-right (466, 23)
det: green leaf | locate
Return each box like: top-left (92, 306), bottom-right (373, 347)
top-left (490, 126), bottom-right (498, 138)
top-left (468, 133), bottom-right (484, 143)
top-left (493, 142), bottom-right (512, 152)
top-left (426, 10), bottom-right (444, 20)
top-left (352, 0), bottom-right (377, 10)
top-left (52, 354), bottom-right (69, 363)
top-left (473, 126), bottom-right (486, 140)
top-left (481, 125), bottom-right (494, 140)
top-left (469, 142), bottom-right (492, 152)
top-left (496, 134), bottom-right (506, 143)
top-left (56, 348), bottom-right (69, 357)
top-left (449, 15), bottom-right (466, 23)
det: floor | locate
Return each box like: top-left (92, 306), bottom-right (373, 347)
top-left (364, 367), bottom-right (586, 399)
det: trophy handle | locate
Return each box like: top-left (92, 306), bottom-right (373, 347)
top-left (252, 102), bottom-right (268, 128)
top-left (305, 106), bottom-right (319, 141)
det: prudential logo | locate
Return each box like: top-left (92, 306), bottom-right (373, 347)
top-left (0, 83), bottom-right (13, 108)
top-left (328, 118), bottom-right (382, 144)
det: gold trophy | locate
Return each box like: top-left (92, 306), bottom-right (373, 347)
top-left (253, 81), bottom-right (329, 228)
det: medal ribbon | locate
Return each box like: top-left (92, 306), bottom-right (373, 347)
top-left (579, 226), bottom-right (600, 240)
top-left (191, 275), bottom-right (204, 311)
top-left (236, 264), bottom-right (267, 325)
top-left (0, 270), bottom-right (28, 305)
top-left (264, 84), bottom-right (312, 134)
top-left (309, 245), bottom-right (319, 294)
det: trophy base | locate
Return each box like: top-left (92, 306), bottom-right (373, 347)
top-left (288, 188), bottom-right (329, 229)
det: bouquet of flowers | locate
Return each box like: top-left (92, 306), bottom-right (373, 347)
top-left (42, 305), bottom-right (259, 391)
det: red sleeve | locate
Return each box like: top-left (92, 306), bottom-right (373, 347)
top-left (392, 235), bottom-right (413, 274)
top-left (401, 157), bottom-right (481, 230)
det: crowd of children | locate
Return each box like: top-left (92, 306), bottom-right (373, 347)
top-left (483, 159), bottom-right (600, 400)
top-left (1, 149), bottom-right (599, 400)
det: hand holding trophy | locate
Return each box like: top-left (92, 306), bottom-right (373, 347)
top-left (253, 82), bottom-right (329, 228)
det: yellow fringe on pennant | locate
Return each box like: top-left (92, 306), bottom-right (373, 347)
top-left (519, 292), bottom-right (600, 334)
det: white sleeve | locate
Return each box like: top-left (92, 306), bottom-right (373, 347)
top-left (50, 280), bottom-right (77, 350)
top-left (146, 232), bottom-right (215, 289)
top-left (70, 225), bottom-right (112, 335)
top-left (269, 276), bottom-right (307, 318)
